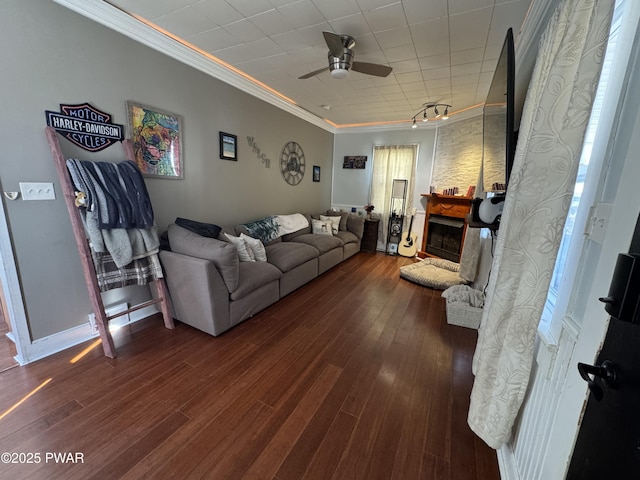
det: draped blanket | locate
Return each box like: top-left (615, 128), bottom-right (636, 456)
top-left (240, 213), bottom-right (310, 244)
top-left (66, 159), bottom-right (161, 287)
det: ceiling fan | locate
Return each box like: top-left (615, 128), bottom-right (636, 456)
top-left (298, 31), bottom-right (393, 80)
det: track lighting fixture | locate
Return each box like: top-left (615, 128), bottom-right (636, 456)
top-left (410, 103), bottom-right (452, 127)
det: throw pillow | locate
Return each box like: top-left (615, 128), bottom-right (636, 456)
top-left (224, 233), bottom-right (255, 262)
top-left (175, 217), bottom-right (222, 238)
top-left (320, 215), bottom-right (341, 234)
top-left (311, 219), bottom-right (333, 236)
top-left (241, 233), bottom-right (267, 262)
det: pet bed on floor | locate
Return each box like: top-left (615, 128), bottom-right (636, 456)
top-left (399, 257), bottom-right (467, 290)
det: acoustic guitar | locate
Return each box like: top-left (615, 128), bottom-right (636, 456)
top-left (398, 208), bottom-right (418, 257)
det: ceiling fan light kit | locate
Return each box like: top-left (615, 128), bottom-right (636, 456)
top-left (299, 31), bottom-right (392, 80)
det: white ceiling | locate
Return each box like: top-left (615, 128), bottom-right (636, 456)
top-left (104, 0), bottom-right (532, 128)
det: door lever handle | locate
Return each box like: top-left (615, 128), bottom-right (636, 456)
top-left (577, 360), bottom-right (617, 401)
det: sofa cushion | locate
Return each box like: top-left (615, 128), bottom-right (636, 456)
top-left (224, 232), bottom-right (255, 262)
top-left (325, 210), bottom-right (349, 231)
top-left (168, 224), bottom-right (239, 292)
top-left (335, 230), bottom-right (359, 245)
top-left (265, 241), bottom-right (318, 273)
top-left (230, 261), bottom-right (282, 301)
top-left (347, 214), bottom-right (365, 239)
top-left (320, 215), bottom-right (341, 234)
top-left (175, 217), bottom-right (222, 238)
top-left (241, 233), bottom-right (267, 262)
top-left (292, 233), bottom-right (343, 255)
top-left (311, 219), bottom-right (333, 236)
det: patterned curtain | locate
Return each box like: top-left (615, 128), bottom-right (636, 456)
top-left (468, 0), bottom-right (615, 449)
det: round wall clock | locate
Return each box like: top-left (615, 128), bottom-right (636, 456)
top-left (280, 141), bottom-right (305, 185)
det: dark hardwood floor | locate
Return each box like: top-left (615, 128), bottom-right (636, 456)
top-left (0, 252), bottom-right (499, 480)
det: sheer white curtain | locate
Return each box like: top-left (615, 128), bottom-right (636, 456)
top-left (468, 0), bottom-right (615, 449)
top-left (370, 145), bottom-right (418, 249)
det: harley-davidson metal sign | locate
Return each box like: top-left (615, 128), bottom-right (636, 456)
top-left (45, 103), bottom-right (124, 152)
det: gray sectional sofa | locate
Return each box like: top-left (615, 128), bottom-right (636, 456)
top-left (159, 211), bottom-right (365, 336)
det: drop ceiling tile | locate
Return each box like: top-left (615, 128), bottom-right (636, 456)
top-left (401, 81), bottom-right (428, 93)
top-left (451, 73), bottom-right (479, 86)
top-left (424, 76), bottom-right (451, 88)
top-left (374, 28), bottom-right (413, 49)
top-left (297, 23), bottom-right (334, 45)
top-left (271, 30), bottom-right (313, 52)
top-left (411, 19), bottom-right (449, 57)
top-left (248, 9), bottom-right (295, 35)
top-left (451, 47), bottom-right (485, 65)
top-left (448, 0), bottom-right (494, 15)
top-left (328, 13), bottom-right (371, 37)
top-left (389, 58), bottom-right (421, 74)
top-left (154, 7), bottom-right (218, 38)
top-left (421, 66), bottom-right (451, 81)
top-left (190, 0), bottom-right (244, 26)
top-left (451, 62), bottom-right (482, 76)
top-left (216, 37), bottom-right (284, 63)
top-left (277, 0), bottom-right (326, 29)
top-left (394, 71), bottom-right (423, 83)
top-left (311, 0), bottom-right (362, 21)
top-left (363, 3), bottom-right (407, 32)
top-left (449, 7), bottom-right (493, 52)
top-left (191, 27), bottom-right (241, 52)
top-left (228, 0), bottom-right (274, 17)
top-left (223, 18), bottom-right (266, 43)
top-left (383, 45), bottom-right (417, 63)
top-left (402, 0), bottom-right (448, 24)
top-left (418, 54), bottom-right (450, 71)
top-left (355, 0), bottom-right (401, 9)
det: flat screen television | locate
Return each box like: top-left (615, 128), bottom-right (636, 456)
top-left (482, 27), bottom-right (516, 192)
top-left (470, 28), bottom-right (516, 229)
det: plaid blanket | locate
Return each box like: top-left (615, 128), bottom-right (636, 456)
top-left (92, 251), bottom-right (163, 292)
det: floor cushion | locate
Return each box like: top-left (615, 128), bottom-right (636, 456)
top-left (399, 257), bottom-right (467, 290)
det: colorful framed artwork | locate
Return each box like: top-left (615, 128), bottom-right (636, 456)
top-left (219, 132), bottom-right (237, 161)
top-left (127, 101), bottom-right (183, 179)
top-left (313, 165), bottom-right (321, 182)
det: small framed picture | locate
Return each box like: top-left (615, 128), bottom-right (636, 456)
top-left (219, 132), bottom-right (237, 161)
top-left (313, 165), bottom-right (321, 182)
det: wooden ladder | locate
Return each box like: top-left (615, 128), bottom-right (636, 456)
top-left (45, 126), bottom-right (174, 358)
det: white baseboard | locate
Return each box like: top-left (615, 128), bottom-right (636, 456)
top-left (19, 303), bottom-right (160, 364)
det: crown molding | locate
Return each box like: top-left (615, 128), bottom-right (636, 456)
top-left (51, 0), bottom-right (337, 133)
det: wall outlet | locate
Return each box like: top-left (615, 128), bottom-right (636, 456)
top-left (19, 182), bottom-right (55, 200)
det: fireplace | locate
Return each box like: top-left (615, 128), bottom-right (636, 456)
top-left (419, 194), bottom-right (472, 262)
top-left (426, 215), bottom-right (465, 262)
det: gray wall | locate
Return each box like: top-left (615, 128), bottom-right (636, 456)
top-left (0, 0), bottom-right (333, 340)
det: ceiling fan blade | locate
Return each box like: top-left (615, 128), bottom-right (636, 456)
top-left (323, 31), bottom-right (344, 58)
top-left (298, 66), bottom-right (330, 79)
top-left (352, 62), bottom-right (393, 77)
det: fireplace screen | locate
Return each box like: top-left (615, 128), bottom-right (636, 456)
top-left (426, 215), bottom-right (465, 262)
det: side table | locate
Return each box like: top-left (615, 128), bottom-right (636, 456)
top-left (361, 218), bottom-right (380, 252)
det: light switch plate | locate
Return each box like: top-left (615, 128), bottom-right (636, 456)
top-left (19, 182), bottom-right (56, 201)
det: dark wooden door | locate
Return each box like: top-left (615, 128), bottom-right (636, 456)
top-left (567, 215), bottom-right (640, 479)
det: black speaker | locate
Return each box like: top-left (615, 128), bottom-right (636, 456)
top-left (386, 215), bottom-right (404, 255)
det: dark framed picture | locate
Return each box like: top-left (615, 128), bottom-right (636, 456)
top-left (343, 155), bottom-right (367, 169)
top-left (127, 101), bottom-right (183, 179)
top-left (219, 132), bottom-right (237, 161)
top-left (313, 165), bottom-right (321, 182)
